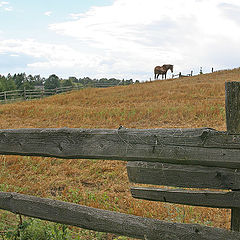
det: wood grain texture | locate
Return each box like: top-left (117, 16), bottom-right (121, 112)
top-left (225, 82), bottom-right (240, 231)
top-left (232, 208), bottom-right (240, 231)
top-left (131, 187), bottom-right (240, 208)
top-left (225, 82), bottom-right (240, 134)
top-left (1, 127), bottom-right (240, 168)
top-left (127, 161), bottom-right (240, 190)
top-left (1, 192), bottom-right (240, 240)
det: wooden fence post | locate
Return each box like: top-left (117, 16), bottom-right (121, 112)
top-left (23, 87), bottom-right (26, 100)
top-left (4, 91), bottom-right (7, 103)
top-left (225, 81), bottom-right (240, 231)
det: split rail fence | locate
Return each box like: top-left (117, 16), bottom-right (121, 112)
top-left (1, 82), bottom-right (240, 239)
top-left (172, 71), bottom-right (193, 78)
top-left (0, 83), bottom-right (120, 104)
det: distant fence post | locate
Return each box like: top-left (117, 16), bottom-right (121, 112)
top-left (23, 87), bottom-right (26, 100)
top-left (225, 81), bottom-right (240, 231)
top-left (4, 92), bottom-right (7, 102)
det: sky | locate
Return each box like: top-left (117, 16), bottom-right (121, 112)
top-left (0, 0), bottom-right (240, 81)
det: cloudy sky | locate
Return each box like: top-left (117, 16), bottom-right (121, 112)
top-left (0, 0), bottom-right (240, 80)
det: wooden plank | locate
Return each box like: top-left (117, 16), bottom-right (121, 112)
top-left (131, 187), bottom-right (240, 208)
top-left (0, 128), bottom-right (240, 168)
top-left (1, 128), bottom-right (240, 168)
top-left (127, 161), bottom-right (240, 190)
top-left (232, 208), bottom-right (240, 231)
top-left (225, 82), bottom-right (240, 231)
top-left (225, 82), bottom-right (240, 134)
top-left (0, 192), bottom-right (240, 240)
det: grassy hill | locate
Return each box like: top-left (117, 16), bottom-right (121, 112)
top-left (1, 68), bottom-right (240, 238)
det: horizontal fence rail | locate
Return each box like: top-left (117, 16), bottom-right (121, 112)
top-left (1, 127), bottom-right (240, 168)
top-left (127, 161), bottom-right (240, 190)
top-left (130, 187), bottom-right (240, 209)
top-left (0, 192), bottom-right (239, 240)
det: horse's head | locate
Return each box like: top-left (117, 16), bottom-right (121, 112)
top-left (163, 64), bottom-right (174, 73)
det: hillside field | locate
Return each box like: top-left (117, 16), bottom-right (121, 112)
top-left (1, 68), bottom-right (240, 238)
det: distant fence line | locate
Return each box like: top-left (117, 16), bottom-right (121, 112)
top-left (170, 67), bottom-right (230, 79)
top-left (172, 71), bottom-right (193, 78)
top-left (0, 82), bottom-right (124, 104)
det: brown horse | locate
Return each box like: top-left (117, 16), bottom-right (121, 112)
top-left (154, 64), bottom-right (173, 80)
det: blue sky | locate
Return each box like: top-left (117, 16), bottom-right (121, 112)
top-left (1, 0), bottom-right (240, 80)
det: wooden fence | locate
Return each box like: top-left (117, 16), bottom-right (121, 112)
top-left (0, 82), bottom-right (121, 104)
top-left (172, 71), bottom-right (193, 78)
top-left (1, 82), bottom-right (240, 239)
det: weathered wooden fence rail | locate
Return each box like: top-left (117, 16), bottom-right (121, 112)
top-left (1, 82), bottom-right (240, 239)
top-left (0, 127), bottom-right (240, 168)
top-left (0, 192), bottom-right (239, 240)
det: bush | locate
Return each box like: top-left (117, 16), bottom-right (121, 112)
top-left (5, 218), bottom-right (70, 240)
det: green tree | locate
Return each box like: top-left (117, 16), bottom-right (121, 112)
top-left (0, 75), bottom-right (16, 91)
top-left (79, 77), bottom-right (92, 85)
top-left (61, 78), bottom-right (74, 87)
top-left (13, 73), bottom-right (29, 90)
top-left (68, 77), bottom-right (78, 83)
top-left (0, 77), bottom-right (5, 92)
top-left (44, 74), bottom-right (60, 89)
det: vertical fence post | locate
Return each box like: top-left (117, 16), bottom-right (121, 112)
top-left (23, 87), bottom-right (26, 100)
top-left (225, 81), bottom-right (240, 231)
top-left (41, 88), bottom-right (44, 98)
top-left (4, 91), bottom-right (7, 103)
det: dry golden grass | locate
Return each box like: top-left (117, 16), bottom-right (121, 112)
top-left (1, 68), bottom-right (240, 236)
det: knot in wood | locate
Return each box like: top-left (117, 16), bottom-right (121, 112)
top-left (215, 171), bottom-right (227, 182)
top-left (216, 171), bottom-right (222, 178)
top-left (195, 227), bottom-right (200, 233)
top-left (200, 130), bottom-right (209, 145)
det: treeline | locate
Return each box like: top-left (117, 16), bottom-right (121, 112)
top-left (0, 73), bottom-right (135, 92)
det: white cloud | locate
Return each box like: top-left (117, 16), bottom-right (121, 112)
top-left (69, 13), bottom-right (84, 20)
top-left (0, 1), bottom-right (9, 7)
top-left (47, 0), bottom-right (240, 78)
top-left (10, 54), bottom-right (19, 57)
top-left (0, 1), bottom-right (12, 11)
top-left (4, 7), bottom-right (12, 11)
top-left (44, 11), bottom-right (52, 17)
top-left (2, 0), bottom-right (240, 79)
top-left (0, 38), bottom-right (109, 77)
